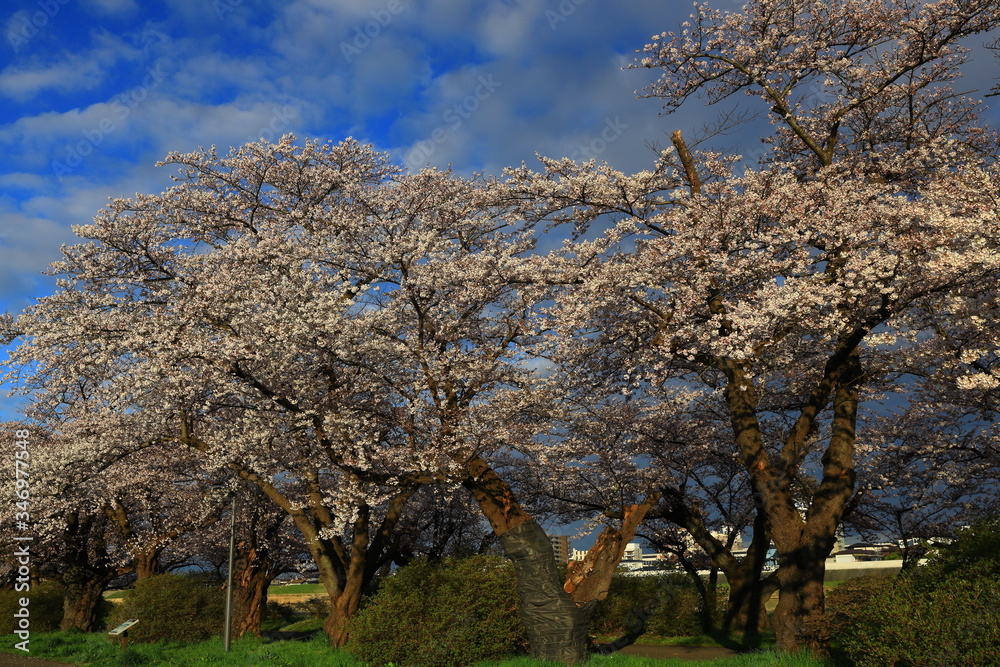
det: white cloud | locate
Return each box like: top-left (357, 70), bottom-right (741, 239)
top-left (0, 54), bottom-right (107, 102)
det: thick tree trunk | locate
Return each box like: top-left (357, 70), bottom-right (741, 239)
top-left (60, 511), bottom-right (115, 632)
top-left (133, 551), bottom-right (160, 580)
top-left (59, 572), bottom-right (111, 632)
top-left (771, 555), bottom-right (828, 654)
top-left (464, 456), bottom-right (657, 664)
top-left (61, 568), bottom-right (111, 632)
top-left (462, 459), bottom-right (591, 664)
top-left (721, 346), bottom-right (860, 656)
top-left (499, 521), bottom-right (593, 665)
top-left (322, 581), bottom-right (364, 647)
top-left (231, 547), bottom-right (278, 638)
top-left (59, 577), bottom-right (109, 632)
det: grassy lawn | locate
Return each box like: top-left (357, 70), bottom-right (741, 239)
top-left (268, 583), bottom-right (326, 596)
top-left (0, 630), bottom-right (833, 667)
top-left (104, 582), bottom-right (326, 601)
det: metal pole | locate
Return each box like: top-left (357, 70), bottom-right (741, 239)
top-left (223, 493), bottom-right (237, 651)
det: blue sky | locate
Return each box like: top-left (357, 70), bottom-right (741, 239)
top-left (1, 0), bottom-right (998, 424)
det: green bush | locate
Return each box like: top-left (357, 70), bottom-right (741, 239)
top-left (0, 579), bottom-right (65, 633)
top-left (590, 572), bottom-right (723, 638)
top-left (108, 573), bottom-right (225, 644)
top-left (292, 595), bottom-right (330, 619)
top-left (827, 519), bottom-right (1000, 667)
top-left (264, 599), bottom-right (298, 627)
top-left (346, 554), bottom-right (526, 667)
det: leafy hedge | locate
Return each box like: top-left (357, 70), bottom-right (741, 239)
top-left (0, 579), bottom-right (65, 633)
top-left (590, 572), bottom-right (724, 638)
top-left (108, 573), bottom-right (225, 644)
top-left (346, 555), bottom-right (526, 667)
top-left (827, 519), bottom-right (1000, 667)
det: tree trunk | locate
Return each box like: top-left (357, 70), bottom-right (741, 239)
top-left (322, 582), bottom-right (364, 647)
top-left (722, 346), bottom-right (860, 656)
top-left (134, 551), bottom-right (159, 580)
top-left (499, 521), bottom-right (593, 665)
top-left (60, 511), bottom-right (115, 632)
top-left (231, 546), bottom-right (278, 638)
top-left (723, 568), bottom-right (777, 639)
top-left (61, 568), bottom-right (111, 632)
top-left (771, 555), bottom-right (828, 654)
top-left (721, 513), bottom-right (776, 641)
top-left (463, 456), bottom-right (658, 664)
top-left (462, 459), bottom-right (591, 664)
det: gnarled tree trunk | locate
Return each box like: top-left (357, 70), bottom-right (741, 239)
top-left (60, 512), bottom-right (116, 632)
top-left (500, 521), bottom-right (594, 664)
top-left (464, 455), bottom-right (658, 665)
top-left (231, 546), bottom-right (281, 638)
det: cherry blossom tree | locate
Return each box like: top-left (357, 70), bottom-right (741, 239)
top-left (504, 3), bottom-right (1000, 650)
top-left (517, 321), bottom-right (782, 639)
top-left (506, 144), bottom-right (999, 655)
top-left (498, 0), bottom-right (1000, 655)
top-left (3, 133), bottom-right (701, 661)
top-left (0, 425), bottom-right (127, 631)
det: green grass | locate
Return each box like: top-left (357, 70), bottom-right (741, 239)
top-left (269, 583), bottom-right (326, 596)
top-left (1, 631), bottom-right (834, 667)
top-left (477, 654), bottom-right (831, 667)
top-left (0, 631), bottom-right (356, 666)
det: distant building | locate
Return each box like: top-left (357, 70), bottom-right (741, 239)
top-left (549, 534), bottom-right (571, 564)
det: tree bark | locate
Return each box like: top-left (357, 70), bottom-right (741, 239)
top-left (499, 521), bottom-right (594, 665)
top-left (721, 512), bottom-right (776, 640)
top-left (60, 512), bottom-right (116, 632)
top-left (723, 348), bottom-right (860, 655)
top-left (61, 571), bottom-right (111, 632)
top-left (464, 458), bottom-right (657, 664)
top-left (462, 459), bottom-right (590, 664)
top-left (770, 552), bottom-right (830, 654)
top-left (231, 546), bottom-right (280, 638)
top-left (563, 496), bottom-right (659, 605)
top-left (133, 551), bottom-right (160, 580)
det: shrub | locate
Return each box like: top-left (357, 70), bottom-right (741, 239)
top-left (0, 579), bottom-right (65, 633)
top-left (292, 595), bottom-right (330, 620)
top-left (590, 572), bottom-right (723, 638)
top-left (827, 520), bottom-right (1000, 667)
top-left (264, 599), bottom-right (298, 626)
top-left (108, 573), bottom-right (225, 643)
top-left (346, 554), bottom-right (526, 667)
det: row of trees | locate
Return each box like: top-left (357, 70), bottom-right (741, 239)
top-left (3, 0), bottom-right (1000, 662)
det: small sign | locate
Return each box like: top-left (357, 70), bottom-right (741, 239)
top-left (108, 619), bottom-right (140, 635)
